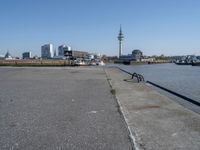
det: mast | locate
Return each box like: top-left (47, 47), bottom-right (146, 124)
top-left (117, 25), bottom-right (124, 58)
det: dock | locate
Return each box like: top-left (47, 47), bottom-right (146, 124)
top-left (0, 66), bottom-right (200, 150)
top-left (0, 67), bottom-right (132, 150)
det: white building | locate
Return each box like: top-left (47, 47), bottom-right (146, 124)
top-left (41, 44), bottom-right (54, 59)
top-left (58, 45), bottom-right (71, 56)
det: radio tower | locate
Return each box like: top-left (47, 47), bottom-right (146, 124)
top-left (117, 25), bottom-right (124, 58)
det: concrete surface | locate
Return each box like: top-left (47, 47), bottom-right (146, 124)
top-left (0, 67), bottom-right (133, 150)
top-left (105, 68), bottom-right (200, 150)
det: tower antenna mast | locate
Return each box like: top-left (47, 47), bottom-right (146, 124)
top-left (117, 25), bottom-right (124, 58)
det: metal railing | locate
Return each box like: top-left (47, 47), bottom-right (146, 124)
top-left (113, 66), bottom-right (144, 83)
top-left (131, 72), bottom-right (144, 83)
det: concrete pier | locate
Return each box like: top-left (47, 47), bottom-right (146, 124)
top-left (0, 66), bottom-right (200, 150)
top-left (105, 67), bottom-right (200, 150)
top-left (0, 67), bottom-right (132, 150)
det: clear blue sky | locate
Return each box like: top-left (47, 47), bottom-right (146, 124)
top-left (0, 0), bottom-right (200, 57)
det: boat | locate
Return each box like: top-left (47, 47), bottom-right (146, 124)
top-left (175, 62), bottom-right (192, 65)
top-left (174, 59), bottom-right (192, 65)
top-left (174, 60), bottom-right (192, 65)
top-left (192, 62), bottom-right (200, 66)
top-left (191, 57), bottom-right (200, 66)
top-left (175, 55), bottom-right (198, 65)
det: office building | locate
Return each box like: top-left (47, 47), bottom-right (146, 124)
top-left (22, 52), bottom-right (31, 59)
top-left (41, 44), bottom-right (54, 59)
top-left (58, 45), bottom-right (71, 56)
top-left (64, 50), bottom-right (88, 59)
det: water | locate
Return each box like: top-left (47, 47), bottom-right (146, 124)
top-left (111, 63), bottom-right (200, 103)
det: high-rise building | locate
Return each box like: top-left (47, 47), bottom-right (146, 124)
top-left (117, 26), bottom-right (124, 58)
top-left (22, 52), bottom-right (31, 59)
top-left (41, 44), bottom-right (54, 59)
top-left (58, 45), bottom-right (71, 56)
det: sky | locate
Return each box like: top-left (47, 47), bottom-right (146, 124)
top-left (0, 0), bottom-right (200, 57)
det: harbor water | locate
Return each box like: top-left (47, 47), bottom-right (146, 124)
top-left (111, 63), bottom-right (200, 103)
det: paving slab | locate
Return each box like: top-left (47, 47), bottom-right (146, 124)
top-left (0, 67), bottom-right (133, 150)
top-left (105, 67), bottom-right (200, 150)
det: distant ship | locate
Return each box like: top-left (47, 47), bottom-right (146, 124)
top-left (192, 62), bottom-right (200, 66)
top-left (175, 60), bottom-right (192, 65)
top-left (175, 55), bottom-right (197, 65)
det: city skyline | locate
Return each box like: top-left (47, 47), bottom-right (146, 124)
top-left (1, 0), bottom-right (200, 56)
